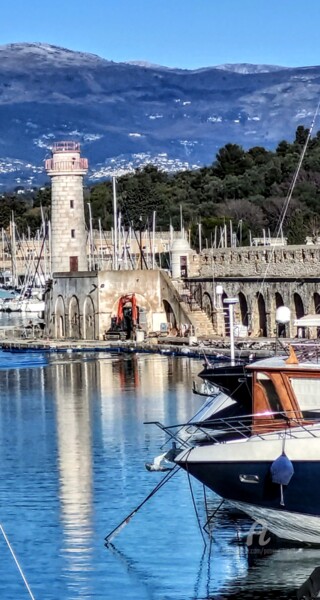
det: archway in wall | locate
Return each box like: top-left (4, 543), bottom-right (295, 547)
top-left (83, 296), bottom-right (95, 340)
top-left (314, 292), bottom-right (320, 314)
top-left (163, 299), bottom-right (177, 331)
top-left (55, 295), bottom-right (65, 339)
top-left (115, 294), bottom-right (139, 339)
top-left (294, 292), bottom-right (305, 338)
top-left (202, 292), bottom-right (213, 322)
top-left (257, 293), bottom-right (267, 337)
top-left (275, 292), bottom-right (284, 309)
top-left (294, 293), bottom-right (304, 319)
top-left (69, 295), bottom-right (81, 339)
top-left (275, 292), bottom-right (286, 337)
top-left (314, 293), bottom-right (320, 338)
top-left (238, 292), bottom-right (248, 327)
top-left (194, 283), bottom-right (202, 308)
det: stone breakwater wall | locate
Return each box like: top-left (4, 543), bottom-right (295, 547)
top-left (199, 245), bottom-right (320, 278)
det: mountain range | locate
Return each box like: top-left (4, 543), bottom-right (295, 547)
top-left (0, 43), bottom-right (319, 189)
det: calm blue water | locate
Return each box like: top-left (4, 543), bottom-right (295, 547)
top-left (0, 351), bottom-right (318, 599)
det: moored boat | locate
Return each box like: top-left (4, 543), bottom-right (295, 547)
top-left (159, 343), bottom-right (320, 543)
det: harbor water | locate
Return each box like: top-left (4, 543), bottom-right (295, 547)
top-left (0, 351), bottom-right (318, 599)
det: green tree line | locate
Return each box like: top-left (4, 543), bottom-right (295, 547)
top-left (2, 125), bottom-right (320, 246)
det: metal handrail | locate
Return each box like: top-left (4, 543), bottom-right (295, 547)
top-left (52, 141), bottom-right (81, 152)
top-left (45, 158), bottom-right (88, 171)
top-left (145, 409), bottom-right (320, 448)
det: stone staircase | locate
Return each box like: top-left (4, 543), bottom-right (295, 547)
top-left (172, 280), bottom-right (216, 338)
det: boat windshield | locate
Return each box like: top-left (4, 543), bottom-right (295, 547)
top-left (257, 373), bottom-right (282, 416)
top-left (289, 376), bottom-right (320, 419)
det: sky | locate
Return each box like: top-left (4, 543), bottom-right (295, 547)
top-left (2, 0), bottom-right (320, 69)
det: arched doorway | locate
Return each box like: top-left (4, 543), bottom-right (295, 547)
top-left (294, 293), bottom-right (304, 319)
top-left (115, 294), bottom-right (138, 339)
top-left (314, 292), bottom-right (320, 314)
top-left (275, 292), bottom-right (286, 337)
top-left (69, 295), bottom-right (81, 339)
top-left (257, 293), bottom-right (267, 337)
top-left (314, 293), bottom-right (320, 338)
top-left (294, 292), bottom-right (305, 338)
top-left (275, 292), bottom-right (284, 309)
top-left (163, 299), bottom-right (177, 331)
top-left (238, 292), bottom-right (248, 327)
top-left (55, 295), bottom-right (65, 339)
top-left (83, 296), bottom-right (95, 340)
top-left (202, 292), bottom-right (213, 322)
top-left (193, 283), bottom-right (202, 308)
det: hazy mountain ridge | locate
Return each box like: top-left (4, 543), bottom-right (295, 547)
top-left (0, 43), bottom-right (319, 189)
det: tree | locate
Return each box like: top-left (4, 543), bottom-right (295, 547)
top-left (214, 143), bottom-right (252, 178)
top-left (294, 125), bottom-right (309, 147)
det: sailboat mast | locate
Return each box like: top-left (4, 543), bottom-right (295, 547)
top-left (10, 212), bottom-right (17, 288)
top-left (152, 210), bottom-right (156, 269)
top-left (99, 218), bottom-right (103, 270)
top-left (112, 176), bottom-right (118, 270)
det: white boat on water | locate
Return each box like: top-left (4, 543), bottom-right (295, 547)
top-left (0, 289), bottom-right (45, 314)
top-left (153, 343), bottom-right (320, 544)
top-left (19, 298), bottom-right (45, 314)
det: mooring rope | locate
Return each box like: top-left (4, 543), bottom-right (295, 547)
top-left (0, 524), bottom-right (35, 600)
top-left (105, 464), bottom-right (180, 545)
top-left (203, 498), bottom-right (225, 534)
top-left (184, 450), bottom-right (207, 548)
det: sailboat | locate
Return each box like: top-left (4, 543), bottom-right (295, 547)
top-left (0, 216), bottom-right (47, 315)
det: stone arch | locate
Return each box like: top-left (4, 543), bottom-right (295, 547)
top-left (193, 283), bottom-right (202, 308)
top-left (258, 294), bottom-right (267, 336)
top-left (83, 296), bottom-right (95, 340)
top-left (202, 292), bottom-right (213, 322)
top-left (238, 292), bottom-right (248, 327)
top-left (275, 292), bottom-right (286, 337)
top-left (111, 293), bottom-right (154, 334)
top-left (275, 292), bottom-right (284, 308)
top-left (314, 292), bottom-right (320, 314)
top-left (294, 292), bottom-right (304, 319)
top-left (163, 299), bottom-right (177, 329)
top-left (55, 295), bottom-right (65, 339)
top-left (294, 292), bottom-right (305, 338)
top-left (314, 293), bottom-right (320, 338)
top-left (252, 292), bottom-right (267, 337)
top-left (69, 295), bottom-right (81, 339)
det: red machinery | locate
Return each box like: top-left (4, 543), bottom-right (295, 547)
top-left (116, 294), bottom-right (138, 325)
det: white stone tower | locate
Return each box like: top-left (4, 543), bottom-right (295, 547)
top-left (45, 141), bottom-right (88, 273)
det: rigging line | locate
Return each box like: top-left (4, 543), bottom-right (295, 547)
top-left (203, 498), bottom-right (225, 534)
top-left (236, 100), bottom-right (320, 351)
top-left (275, 101), bottom-right (320, 240)
top-left (259, 100), bottom-right (320, 289)
top-left (185, 450), bottom-right (207, 548)
top-left (0, 524), bottom-right (36, 600)
top-left (29, 235), bottom-right (47, 291)
top-left (104, 465), bottom-right (180, 545)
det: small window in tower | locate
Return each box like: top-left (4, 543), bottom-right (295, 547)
top-left (71, 229), bottom-right (75, 239)
top-left (70, 200), bottom-right (74, 209)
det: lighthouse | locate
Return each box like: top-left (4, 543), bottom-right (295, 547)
top-left (45, 141), bottom-right (88, 273)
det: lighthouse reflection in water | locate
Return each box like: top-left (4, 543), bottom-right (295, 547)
top-left (0, 351), bottom-right (317, 599)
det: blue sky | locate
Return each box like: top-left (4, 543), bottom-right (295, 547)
top-left (2, 0), bottom-right (320, 69)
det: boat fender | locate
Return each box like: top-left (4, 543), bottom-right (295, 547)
top-left (270, 453), bottom-right (294, 506)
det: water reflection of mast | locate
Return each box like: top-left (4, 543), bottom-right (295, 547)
top-left (53, 360), bottom-right (93, 579)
